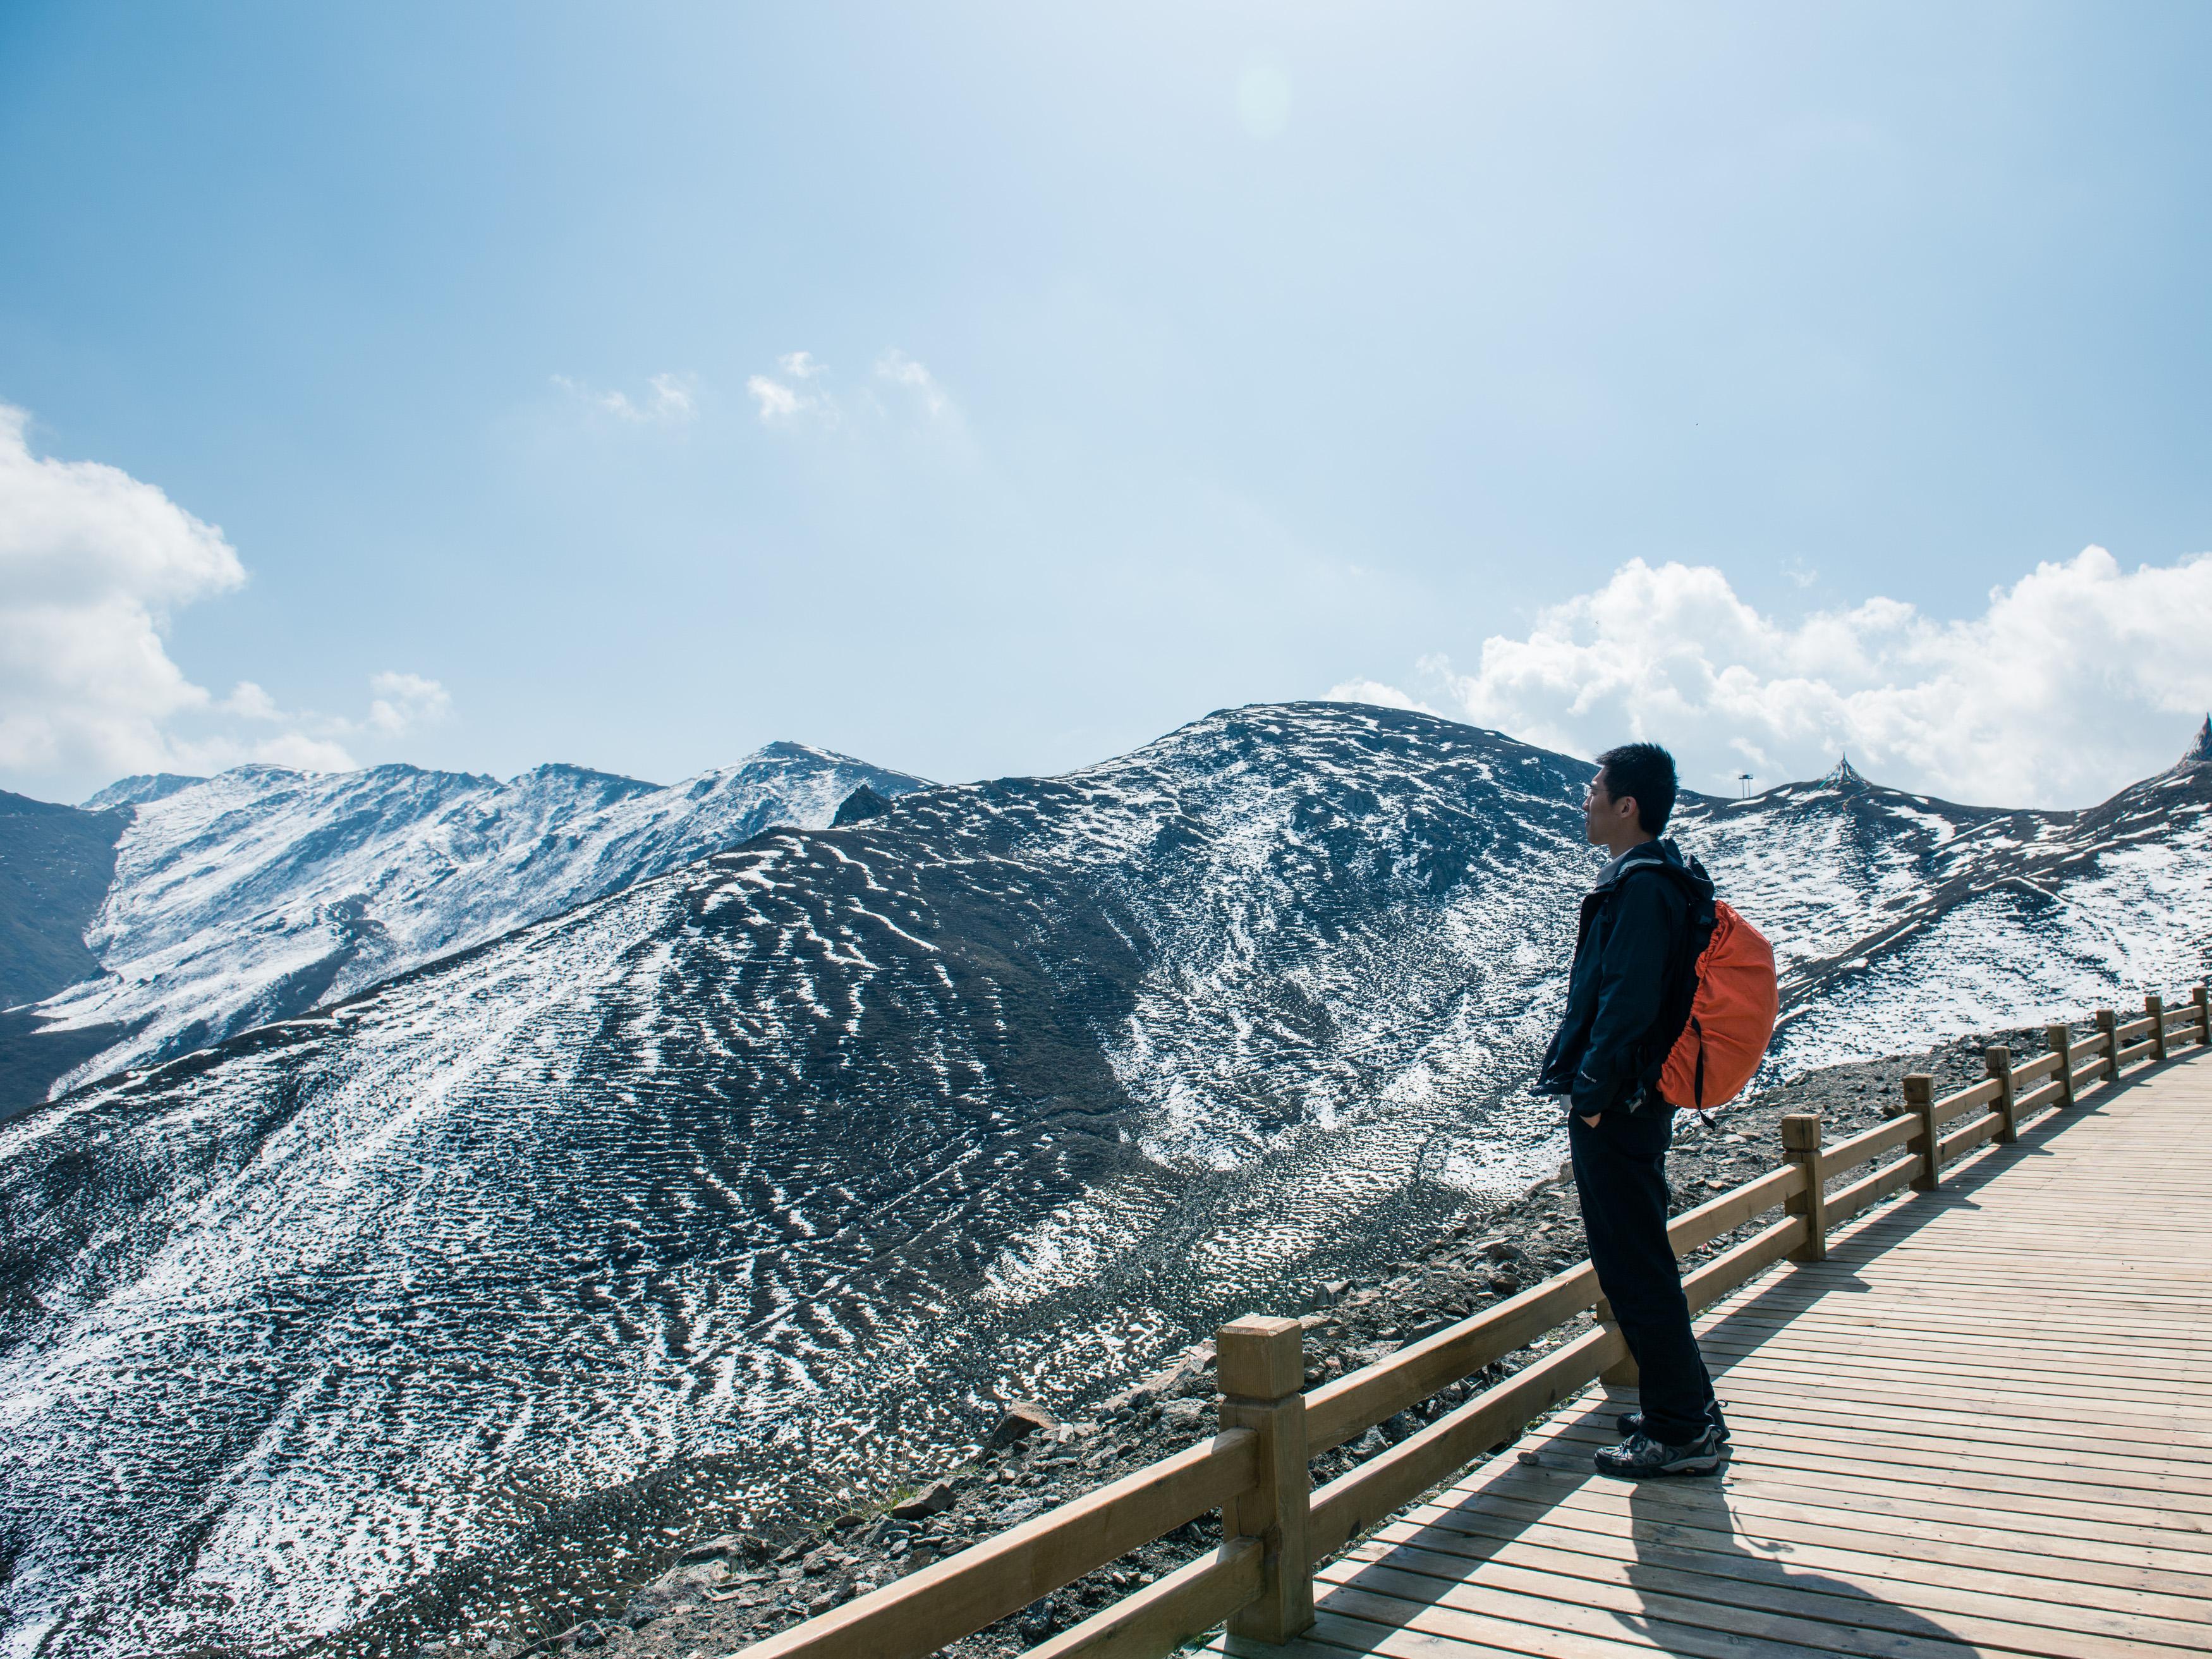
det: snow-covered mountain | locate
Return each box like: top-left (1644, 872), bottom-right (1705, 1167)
top-left (1675, 729), bottom-right (2212, 1071)
top-left (0, 703), bottom-right (2205, 1659)
top-left (0, 744), bottom-right (928, 1115)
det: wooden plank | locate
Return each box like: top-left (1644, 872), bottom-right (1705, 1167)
top-left (1333, 1531), bottom-right (2209, 1658)
top-left (2011, 1048), bottom-right (2063, 1085)
top-left (1389, 1486), bottom-right (2212, 1619)
top-left (1701, 1306), bottom-right (2212, 1361)
top-left (1315, 1560), bottom-right (1996, 1659)
top-left (2117, 1038), bottom-right (2160, 1069)
top-left (1479, 1454), bottom-right (2212, 1564)
top-left (1539, 1417), bottom-right (2212, 1509)
top-left (1463, 1455), bottom-right (2212, 1577)
top-left (1023, 1538), bottom-right (1260, 1659)
top-left (1390, 1483), bottom-right (2212, 1614)
top-left (733, 1428), bottom-right (1257, 1659)
top-left (2118, 1013), bottom-right (2159, 1041)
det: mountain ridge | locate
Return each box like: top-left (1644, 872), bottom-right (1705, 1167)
top-left (0, 702), bottom-right (2205, 1659)
top-left (1, 743), bottom-right (929, 1115)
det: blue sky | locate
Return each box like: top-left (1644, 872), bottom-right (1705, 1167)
top-left (4, 3), bottom-right (2211, 806)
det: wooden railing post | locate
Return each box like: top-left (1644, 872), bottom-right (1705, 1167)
top-left (2197, 983), bottom-right (2211, 1047)
top-left (1215, 1315), bottom-right (1313, 1644)
top-left (1780, 1114), bottom-right (1826, 1261)
top-left (1985, 1045), bottom-right (2018, 1144)
top-left (2046, 1024), bottom-right (2076, 1107)
top-left (1904, 1074), bottom-right (1940, 1192)
top-left (2095, 1007), bottom-right (2119, 1072)
top-left (2146, 994), bottom-right (2168, 1063)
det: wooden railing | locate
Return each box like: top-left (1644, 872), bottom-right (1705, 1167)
top-left (738, 983), bottom-right (2212, 1659)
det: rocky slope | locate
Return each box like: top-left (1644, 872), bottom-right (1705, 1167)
top-left (0, 704), bottom-right (2205, 1659)
top-left (581, 1028), bottom-right (2054, 1659)
top-left (1, 744), bottom-right (927, 1115)
top-left (0, 791), bottom-right (131, 1009)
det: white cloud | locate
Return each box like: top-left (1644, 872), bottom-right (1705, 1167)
top-left (553, 371), bottom-right (700, 425)
top-left (875, 349), bottom-right (950, 419)
top-left (0, 403), bottom-right (241, 779)
top-left (1323, 677), bottom-right (1439, 716)
top-left (222, 681), bottom-right (282, 720)
top-left (365, 671), bottom-right (451, 736)
top-left (0, 403), bottom-right (452, 796)
top-left (1341, 550), bottom-right (2212, 808)
top-left (746, 374), bottom-right (809, 423)
top-left (745, 348), bottom-right (955, 428)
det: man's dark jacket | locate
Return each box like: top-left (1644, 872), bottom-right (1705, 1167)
top-left (1537, 838), bottom-right (1715, 1120)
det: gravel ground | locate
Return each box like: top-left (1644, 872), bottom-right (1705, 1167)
top-left (375, 1024), bottom-right (2065, 1659)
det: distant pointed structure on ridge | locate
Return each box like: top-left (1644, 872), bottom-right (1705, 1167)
top-left (2180, 714), bottom-right (2212, 769)
top-left (1821, 753), bottom-right (1869, 792)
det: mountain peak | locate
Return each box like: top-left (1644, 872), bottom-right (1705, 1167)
top-left (1821, 753), bottom-right (1869, 791)
top-left (2181, 715), bottom-right (2212, 769)
top-left (82, 773), bottom-right (205, 811)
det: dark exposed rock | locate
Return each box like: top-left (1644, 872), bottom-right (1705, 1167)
top-left (985, 1401), bottom-right (1056, 1449)
top-left (889, 1481), bottom-right (955, 1521)
top-left (674, 1534), bottom-right (750, 1564)
top-left (832, 784), bottom-right (894, 825)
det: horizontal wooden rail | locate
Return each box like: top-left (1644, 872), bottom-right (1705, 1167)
top-left (1303, 1262), bottom-right (1598, 1454)
top-left (1823, 1112), bottom-right (1916, 1176)
top-left (1306, 1325), bottom-right (1623, 1562)
top-left (1825, 1153), bottom-right (1918, 1229)
top-left (1023, 1539), bottom-right (1262, 1659)
top-left (1666, 1164), bottom-right (1803, 1254)
top-left (1935, 1075), bottom-right (2002, 1122)
top-left (736, 1430), bottom-right (1258, 1659)
top-left (1684, 1214), bottom-right (1807, 1316)
top-left (734, 981), bottom-right (2208, 1659)
top-left (1939, 1109), bottom-right (2003, 1162)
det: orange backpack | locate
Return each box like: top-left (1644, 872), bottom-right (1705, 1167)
top-left (1659, 899), bottom-right (1779, 1111)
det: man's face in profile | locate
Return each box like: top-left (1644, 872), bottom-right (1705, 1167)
top-left (1583, 768), bottom-right (1621, 847)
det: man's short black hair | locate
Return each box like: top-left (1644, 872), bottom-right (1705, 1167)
top-left (1595, 742), bottom-right (1677, 835)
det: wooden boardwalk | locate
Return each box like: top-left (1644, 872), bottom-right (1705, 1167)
top-left (1210, 1048), bottom-right (2212, 1659)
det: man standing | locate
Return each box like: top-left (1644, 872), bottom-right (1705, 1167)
top-left (1537, 742), bottom-right (1727, 1477)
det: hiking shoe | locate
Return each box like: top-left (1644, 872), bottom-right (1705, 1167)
top-left (1594, 1427), bottom-right (1725, 1479)
top-left (1617, 1409), bottom-right (1730, 1445)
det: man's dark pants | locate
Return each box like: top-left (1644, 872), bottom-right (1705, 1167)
top-left (1568, 1106), bottom-right (1723, 1445)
